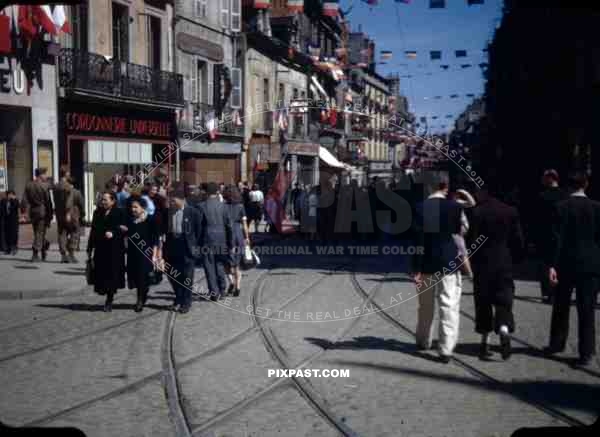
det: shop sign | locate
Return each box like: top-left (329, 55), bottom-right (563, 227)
top-left (0, 64), bottom-right (26, 95)
top-left (286, 141), bottom-right (318, 156)
top-left (62, 102), bottom-right (176, 142)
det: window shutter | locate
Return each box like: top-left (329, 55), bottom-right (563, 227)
top-left (230, 0), bottom-right (241, 33)
top-left (207, 62), bottom-right (213, 105)
top-left (180, 56), bottom-right (191, 102)
top-left (191, 57), bottom-right (198, 103)
top-left (230, 67), bottom-right (242, 108)
top-left (221, 0), bottom-right (230, 29)
top-left (213, 63), bottom-right (222, 114)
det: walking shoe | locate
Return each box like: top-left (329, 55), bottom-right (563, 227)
top-left (68, 253), bottom-right (79, 264)
top-left (439, 355), bottom-right (452, 364)
top-left (178, 307), bottom-right (190, 314)
top-left (103, 303), bottom-right (112, 312)
top-left (479, 343), bottom-right (494, 360)
top-left (573, 356), bottom-right (593, 368)
top-left (61, 254), bottom-right (70, 263)
top-left (31, 252), bottom-right (40, 262)
top-left (168, 304), bottom-right (181, 312)
top-left (227, 284), bottom-right (234, 295)
top-left (500, 332), bottom-right (512, 360)
top-left (41, 251), bottom-right (47, 261)
top-left (134, 302), bottom-right (143, 313)
top-left (543, 346), bottom-right (564, 356)
top-left (233, 288), bottom-right (240, 297)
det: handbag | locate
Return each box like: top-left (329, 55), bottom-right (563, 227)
top-left (148, 266), bottom-right (163, 286)
top-left (244, 245), bottom-right (253, 263)
top-left (242, 246), bottom-right (260, 270)
top-left (85, 256), bottom-right (95, 285)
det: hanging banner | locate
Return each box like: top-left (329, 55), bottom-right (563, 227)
top-left (254, 0), bottom-right (272, 9)
top-left (380, 50), bottom-right (393, 61)
top-left (405, 51), bottom-right (417, 59)
top-left (323, 1), bottom-right (339, 17)
top-left (288, 0), bottom-right (304, 13)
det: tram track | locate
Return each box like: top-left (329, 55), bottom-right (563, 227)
top-left (349, 271), bottom-right (589, 428)
top-left (185, 264), bottom-right (388, 437)
top-left (18, 266), bottom-right (343, 429)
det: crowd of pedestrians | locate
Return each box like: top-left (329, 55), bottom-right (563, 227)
top-left (2, 165), bottom-right (598, 367)
top-left (411, 171), bottom-right (598, 369)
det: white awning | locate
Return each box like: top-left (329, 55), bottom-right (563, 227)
top-left (319, 146), bottom-right (346, 169)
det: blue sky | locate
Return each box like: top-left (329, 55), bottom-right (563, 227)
top-left (341, 0), bottom-right (503, 132)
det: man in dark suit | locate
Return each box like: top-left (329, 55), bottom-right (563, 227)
top-left (200, 182), bottom-right (232, 301)
top-left (536, 169), bottom-right (568, 303)
top-left (412, 174), bottom-right (465, 363)
top-left (545, 173), bottom-right (600, 367)
top-left (468, 186), bottom-right (525, 361)
top-left (164, 188), bottom-right (203, 314)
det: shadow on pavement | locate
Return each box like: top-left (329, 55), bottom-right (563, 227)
top-left (305, 336), bottom-right (441, 363)
top-left (53, 270), bottom-right (85, 276)
top-left (328, 359), bottom-right (600, 417)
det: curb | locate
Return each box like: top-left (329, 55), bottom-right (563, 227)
top-left (0, 235), bottom-right (282, 301)
top-left (0, 285), bottom-right (93, 301)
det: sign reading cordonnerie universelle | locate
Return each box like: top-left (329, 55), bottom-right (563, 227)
top-left (61, 101), bottom-right (176, 142)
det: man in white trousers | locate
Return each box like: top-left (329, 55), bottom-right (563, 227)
top-left (412, 175), bottom-right (465, 363)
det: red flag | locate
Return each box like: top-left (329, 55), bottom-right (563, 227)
top-left (18, 6), bottom-right (37, 40)
top-left (265, 169), bottom-right (295, 234)
top-left (34, 5), bottom-right (57, 36)
top-left (0, 9), bottom-right (11, 54)
top-left (329, 108), bottom-right (338, 127)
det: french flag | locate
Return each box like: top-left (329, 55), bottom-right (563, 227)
top-left (322, 1), bottom-right (339, 17)
top-left (34, 5), bottom-right (57, 36)
top-left (53, 5), bottom-right (72, 34)
top-left (265, 169), bottom-right (295, 235)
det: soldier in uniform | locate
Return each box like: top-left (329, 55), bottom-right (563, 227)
top-left (22, 168), bottom-right (54, 262)
top-left (54, 169), bottom-right (84, 263)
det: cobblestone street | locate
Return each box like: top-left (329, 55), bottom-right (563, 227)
top-left (0, 240), bottom-right (598, 437)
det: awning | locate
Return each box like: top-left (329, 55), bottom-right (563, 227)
top-left (319, 146), bottom-right (346, 169)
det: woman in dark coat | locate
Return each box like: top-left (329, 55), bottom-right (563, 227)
top-left (225, 187), bottom-right (250, 297)
top-left (0, 190), bottom-right (20, 254)
top-left (87, 191), bottom-right (126, 312)
top-left (124, 195), bottom-right (160, 312)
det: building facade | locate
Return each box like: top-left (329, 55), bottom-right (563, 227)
top-left (175, 0), bottom-right (244, 187)
top-left (0, 6), bottom-right (59, 197)
top-left (57, 0), bottom-right (183, 220)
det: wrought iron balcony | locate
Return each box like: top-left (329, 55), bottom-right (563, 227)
top-left (58, 48), bottom-right (184, 106)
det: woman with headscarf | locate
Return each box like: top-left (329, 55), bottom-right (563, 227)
top-left (124, 194), bottom-right (160, 312)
